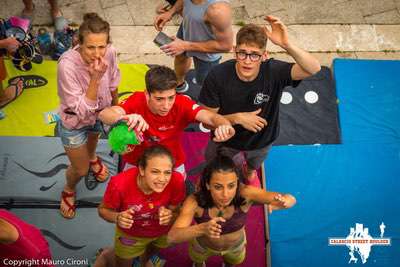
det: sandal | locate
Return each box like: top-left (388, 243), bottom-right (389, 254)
top-left (60, 190), bottom-right (76, 219)
top-left (89, 156), bottom-right (109, 183)
top-left (0, 78), bottom-right (24, 109)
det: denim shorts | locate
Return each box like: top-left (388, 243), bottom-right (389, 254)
top-left (57, 120), bottom-right (103, 148)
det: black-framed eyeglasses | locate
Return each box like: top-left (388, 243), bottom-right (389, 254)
top-left (235, 51), bottom-right (263, 62)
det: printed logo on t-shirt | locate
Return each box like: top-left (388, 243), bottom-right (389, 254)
top-left (254, 93), bottom-right (270, 105)
top-left (129, 204), bottom-right (143, 212)
top-left (158, 125), bottom-right (174, 131)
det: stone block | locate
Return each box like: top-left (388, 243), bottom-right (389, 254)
top-left (354, 0), bottom-right (396, 16)
top-left (62, 0), bottom-right (105, 25)
top-left (104, 4), bottom-right (134, 25)
top-left (364, 9), bottom-right (400, 24)
top-left (100, 0), bottom-right (126, 9)
top-left (375, 25), bottom-right (400, 50)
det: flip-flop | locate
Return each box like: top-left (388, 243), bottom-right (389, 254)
top-left (0, 78), bottom-right (24, 109)
top-left (60, 190), bottom-right (76, 219)
top-left (89, 156), bottom-right (109, 183)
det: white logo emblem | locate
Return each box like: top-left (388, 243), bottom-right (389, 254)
top-left (254, 93), bottom-right (270, 105)
top-left (329, 222), bottom-right (391, 264)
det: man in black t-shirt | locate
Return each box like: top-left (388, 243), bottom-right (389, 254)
top-left (199, 16), bottom-right (321, 187)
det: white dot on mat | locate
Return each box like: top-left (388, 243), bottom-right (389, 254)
top-left (280, 92), bottom-right (292, 104)
top-left (305, 91), bottom-right (319, 104)
top-left (199, 122), bottom-right (210, 133)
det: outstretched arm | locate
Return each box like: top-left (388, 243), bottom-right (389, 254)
top-left (241, 185), bottom-right (296, 210)
top-left (99, 106), bottom-right (149, 132)
top-left (263, 15), bottom-right (321, 80)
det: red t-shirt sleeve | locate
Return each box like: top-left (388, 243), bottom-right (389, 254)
top-left (177, 95), bottom-right (203, 123)
top-left (169, 172), bottom-right (186, 206)
top-left (119, 92), bottom-right (141, 114)
top-left (103, 175), bottom-right (122, 210)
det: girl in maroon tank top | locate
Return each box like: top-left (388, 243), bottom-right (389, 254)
top-left (168, 155), bottom-right (297, 267)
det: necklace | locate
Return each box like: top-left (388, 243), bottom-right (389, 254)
top-left (216, 206), bottom-right (227, 217)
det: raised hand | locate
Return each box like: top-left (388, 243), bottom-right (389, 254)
top-left (238, 108), bottom-right (268, 132)
top-left (120, 114), bottom-right (149, 132)
top-left (159, 206), bottom-right (173, 225)
top-left (89, 58), bottom-right (108, 81)
top-left (117, 208), bottom-right (135, 229)
top-left (203, 217), bottom-right (226, 239)
top-left (213, 125), bottom-right (235, 142)
top-left (263, 15), bottom-right (289, 49)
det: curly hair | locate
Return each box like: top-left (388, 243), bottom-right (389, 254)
top-left (195, 155), bottom-right (245, 209)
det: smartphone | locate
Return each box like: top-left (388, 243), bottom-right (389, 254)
top-left (153, 31), bottom-right (173, 47)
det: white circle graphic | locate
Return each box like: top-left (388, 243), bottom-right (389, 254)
top-left (305, 91), bottom-right (319, 104)
top-left (281, 92), bottom-right (293, 104)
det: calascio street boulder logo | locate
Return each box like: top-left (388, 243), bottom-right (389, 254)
top-left (329, 223), bottom-right (391, 264)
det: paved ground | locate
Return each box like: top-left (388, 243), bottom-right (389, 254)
top-left (1, 0), bottom-right (400, 67)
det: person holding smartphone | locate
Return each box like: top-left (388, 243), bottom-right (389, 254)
top-left (154, 0), bottom-right (233, 93)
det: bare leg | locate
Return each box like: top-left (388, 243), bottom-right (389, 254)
top-left (141, 244), bottom-right (159, 267)
top-left (93, 247), bottom-right (116, 267)
top-left (22, 0), bottom-right (34, 10)
top-left (115, 255), bottom-right (133, 267)
top-left (0, 79), bottom-right (23, 108)
top-left (60, 144), bottom-right (90, 218)
top-left (87, 132), bottom-right (109, 180)
top-left (174, 54), bottom-right (191, 85)
top-left (47, 0), bottom-right (61, 18)
top-left (22, 0), bottom-right (34, 17)
top-left (87, 132), bottom-right (100, 161)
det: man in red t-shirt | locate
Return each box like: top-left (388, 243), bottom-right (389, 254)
top-left (99, 65), bottom-right (235, 176)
